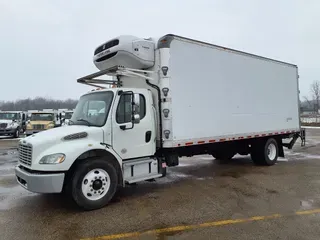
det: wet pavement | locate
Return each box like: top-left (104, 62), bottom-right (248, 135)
top-left (0, 129), bottom-right (320, 239)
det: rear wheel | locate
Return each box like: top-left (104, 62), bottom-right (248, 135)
top-left (251, 138), bottom-right (279, 166)
top-left (68, 158), bottom-right (118, 210)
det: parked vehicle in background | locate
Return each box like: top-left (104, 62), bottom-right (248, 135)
top-left (43, 109), bottom-right (63, 127)
top-left (0, 111), bottom-right (27, 138)
top-left (25, 110), bottom-right (60, 136)
top-left (15, 34), bottom-right (305, 210)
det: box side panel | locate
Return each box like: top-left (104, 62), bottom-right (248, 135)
top-left (169, 39), bottom-right (300, 142)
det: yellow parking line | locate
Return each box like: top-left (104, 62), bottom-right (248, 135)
top-left (80, 209), bottom-right (320, 240)
top-left (295, 208), bottom-right (320, 215)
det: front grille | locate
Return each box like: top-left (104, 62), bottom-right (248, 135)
top-left (18, 143), bottom-right (32, 166)
top-left (0, 123), bottom-right (7, 129)
top-left (33, 124), bottom-right (45, 130)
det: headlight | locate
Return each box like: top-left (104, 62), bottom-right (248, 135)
top-left (39, 153), bottom-right (65, 164)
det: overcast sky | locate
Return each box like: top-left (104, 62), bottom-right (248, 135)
top-left (1, 0), bottom-right (318, 101)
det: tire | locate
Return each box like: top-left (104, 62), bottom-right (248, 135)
top-left (251, 138), bottom-right (278, 166)
top-left (68, 158), bottom-right (118, 210)
top-left (212, 151), bottom-right (235, 160)
top-left (13, 128), bottom-right (20, 138)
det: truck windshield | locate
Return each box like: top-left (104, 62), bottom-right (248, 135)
top-left (70, 91), bottom-right (114, 127)
top-left (31, 113), bottom-right (54, 121)
top-left (0, 113), bottom-right (18, 120)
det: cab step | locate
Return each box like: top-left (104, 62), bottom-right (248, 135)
top-left (123, 157), bottom-right (162, 184)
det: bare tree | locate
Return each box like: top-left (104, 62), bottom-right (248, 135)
top-left (311, 80), bottom-right (320, 113)
top-left (0, 97), bottom-right (78, 111)
top-left (303, 96), bottom-right (313, 109)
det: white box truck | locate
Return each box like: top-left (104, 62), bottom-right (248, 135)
top-left (15, 34), bottom-right (305, 210)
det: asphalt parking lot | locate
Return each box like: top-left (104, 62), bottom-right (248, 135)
top-left (1, 128), bottom-right (320, 239)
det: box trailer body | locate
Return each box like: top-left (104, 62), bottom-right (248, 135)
top-left (158, 36), bottom-right (300, 147)
top-left (15, 34), bottom-right (305, 210)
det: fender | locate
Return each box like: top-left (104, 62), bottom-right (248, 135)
top-left (69, 146), bottom-right (124, 187)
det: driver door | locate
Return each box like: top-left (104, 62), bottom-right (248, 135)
top-left (112, 90), bottom-right (156, 160)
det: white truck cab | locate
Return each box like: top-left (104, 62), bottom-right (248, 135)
top-left (15, 34), bottom-right (305, 210)
top-left (0, 110), bottom-right (27, 138)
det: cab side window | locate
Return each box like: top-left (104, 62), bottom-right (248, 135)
top-left (116, 94), bottom-right (146, 124)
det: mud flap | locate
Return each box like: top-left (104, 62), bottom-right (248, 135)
top-left (277, 139), bottom-right (285, 158)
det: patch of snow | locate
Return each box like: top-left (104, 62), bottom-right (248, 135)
top-left (199, 156), bottom-right (214, 161)
top-left (176, 162), bottom-right (192, 167)
top-left (300, 199), bottom-right (315, 210)
top-left (302, 126), bottom-right (320, 129)
top-left (277, 158), bottom-right (289, 162)
top-left (0, 137), bottom-right (22, 140)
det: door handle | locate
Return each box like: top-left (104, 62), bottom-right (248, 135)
top-left (145, 131), bottom-right (152, 143)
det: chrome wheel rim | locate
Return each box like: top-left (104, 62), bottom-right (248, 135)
top-left (81, 168), bottom-right (111, 201)
top-left (267, 143), bottom-right (277, 160)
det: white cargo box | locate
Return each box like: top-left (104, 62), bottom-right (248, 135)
top-left (158, 35), bottom-right (300, 147)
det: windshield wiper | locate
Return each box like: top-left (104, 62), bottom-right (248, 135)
top-left (76, 118), bottom-right (91, 126)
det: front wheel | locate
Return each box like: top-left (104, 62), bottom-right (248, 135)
top-left (13, 128), bottom-right (20, 138)
top-left (68, 158), bottom-right (118, 210)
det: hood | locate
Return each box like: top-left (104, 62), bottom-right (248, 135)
top-left (22, 125), bottom-right (104, 146)
top-left (0, 119), bottom-right (14, 124)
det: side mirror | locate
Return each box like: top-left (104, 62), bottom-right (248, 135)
top-left (132, 93), bottom-right (141, 124)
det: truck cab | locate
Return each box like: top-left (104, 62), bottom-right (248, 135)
top-left (15, 35), bottom-right (164, 210)
top-left (26, 111), bottom-right (58, 136)
top-left (0, 111), bottom-right (26, 138)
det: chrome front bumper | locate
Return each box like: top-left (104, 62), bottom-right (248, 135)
top-left (15, 166), bottom-right (65, 193)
